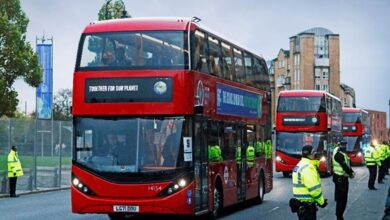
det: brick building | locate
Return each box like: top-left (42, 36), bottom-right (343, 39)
top-left (269, 27), bottom-right (343, 125)
top-left (365, 109), bottom-right (388, 144)
top-left (340, 83), bottom-right (356, 108)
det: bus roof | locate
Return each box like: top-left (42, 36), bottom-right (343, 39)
top-left (343, 107), bottom-right (368, 114)
top-left (83, 17), bottom-right (192, 33)
top-left (278, 90), bottom-right (340, 101)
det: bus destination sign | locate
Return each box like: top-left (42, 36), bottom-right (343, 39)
top-left (85, 77), bottom-right (172, 103)
top-left (216, 83), bottom-right (262, 119)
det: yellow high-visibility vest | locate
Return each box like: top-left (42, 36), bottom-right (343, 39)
top-left (292, 158), bottom-right (325, 205)
top-left (332, 147), bottom-right (350, 177)
top-left (7, 150), bottom-right (24, 177)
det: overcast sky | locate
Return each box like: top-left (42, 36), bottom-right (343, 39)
top-left (17, 0), bottom-right (390, 126)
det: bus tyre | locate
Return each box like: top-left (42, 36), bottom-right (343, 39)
top-left (282, 171), bottom-right (290, 178)
top-left (210, 186), bottom-right (223, 219)
top-left (108, 213), bottom-right (126, 220)
top-left (257, 172), bottom-right (265, 204)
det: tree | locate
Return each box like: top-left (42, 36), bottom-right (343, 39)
top-left (98, 0), bottom-right (131, 21)
top-left (0, 0), bottom-right (42, 117)
top-left (53, 89), bottom-right (72, 121)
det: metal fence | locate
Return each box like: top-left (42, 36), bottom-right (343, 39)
top-left (0, 118), bottom-right (72, 195)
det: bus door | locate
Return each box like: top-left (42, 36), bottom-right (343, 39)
top-left (194, 117), bottom-right (209, 214)
top-left (236, 124), bottom-right (246, 202)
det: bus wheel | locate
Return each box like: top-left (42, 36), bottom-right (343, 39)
top-left (282, 172), bottom-right (290, 178)
top-left (108, 213), bottom-right (126, 220)
top-left (257, 172), bottom-right (265, 204)
top-left (211, 186), bottom-right (223, 219)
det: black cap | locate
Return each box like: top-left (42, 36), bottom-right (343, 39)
top-left (338, 140), bottom-right (347, 146)
top-left (302, 145), bottom-right (313, 156)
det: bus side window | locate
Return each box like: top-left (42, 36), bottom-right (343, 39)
top-left (223, 123), bottom-right (236, 160)
top-left (207, 36), bottom-right (222, 76)
top-left (192, 30), bottom-right (208, 73)
top-left (233, 48), bottom-right (244, 83)
top-left (243, 52), bottom-right (253, 85)
top-left (221, 42), bottom-right (233, 80)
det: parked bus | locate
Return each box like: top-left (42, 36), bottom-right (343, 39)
top-left (71, 17), bottom-right (273, 219)
top-left (275, 90), bottom-right (342, 177)
top-left (342, 108), bottom-right (369, 165)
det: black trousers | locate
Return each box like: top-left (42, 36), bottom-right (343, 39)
top-left (379, 163), bottom-right (386, 183)
top-left (297, 203), bottom-right (317, 220)
top-left (386, 158), bottom-right (390, 174)
top-left (367, 165), bottom-right (377, 189)
top-left (9, 177), bottom-right (17, 196)
top-left (333, 175), bottom-right (349, 220)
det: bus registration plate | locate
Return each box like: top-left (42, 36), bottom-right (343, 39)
top-left (113, 205), bottom-right (139, 212)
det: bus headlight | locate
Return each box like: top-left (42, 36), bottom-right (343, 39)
top-left (178, 179), bottom-right (187, 188)
top-left (72, 174), bottom-right (95, 196)
top-left (352, 126), bottom-right (356, 131)
top-left (320, 156), bottom-right (326, 162)
top-left (357, 152), bottom-right (362, 157)
top-left (276, 156), bottom-right (285, 163)
top-left (72, 177), bottom-right (80, 186)
top-left (158, 174), bottom-right (193, 197)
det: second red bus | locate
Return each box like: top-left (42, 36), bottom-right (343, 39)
top-left (275, 90), bottom-right (342, 177)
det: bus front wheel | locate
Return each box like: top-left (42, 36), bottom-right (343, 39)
top-left (108, 213), bottom-right (126, 220)
top-left (282, 172), bottom-right (291, 178)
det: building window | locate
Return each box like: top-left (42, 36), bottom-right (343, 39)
top-left (323, 84), bottom-right (328, 92)
top-left (314, 36), bottom-right (329, 58)
top-left (315, 68), bottom-right (321, 79)
top-left (323, 69), bottom-right (329, 79)
top-left (294, 54), bottom-right (300, 66)
top-left (315, 84), bottom-right (320, 90)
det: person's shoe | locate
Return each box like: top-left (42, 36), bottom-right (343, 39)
top-left (379, 181), bottom-right (384, 184)
top-left (10, 194), bottom-right (19, 198)
top-left (383, 177), bottom-right (388, 180)
top-left (369, 187), bottom-right (378, 190)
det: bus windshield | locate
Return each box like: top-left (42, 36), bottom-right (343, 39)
top-left (74, 117), bottom-right (187, 174)
top-left (276, 132), bottom-right (327, 155)
top-left (344, 136), bottom-right (362, 152)
top-left (277, 96), bottom-right (326, 112)
top-left (77, 31), bottom-right (188, 70)
top-left (342, 112), bottom-right (361, 123)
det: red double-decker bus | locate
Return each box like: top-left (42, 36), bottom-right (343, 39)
top-left (342, 108), bottom-right (369, 165)
top-left (275, 90), bottom-right (342, 177)
top-left (71, 17), bottom-right (272, 219)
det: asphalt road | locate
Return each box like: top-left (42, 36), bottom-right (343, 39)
top-left (0, 166), bottom-right (388, 220)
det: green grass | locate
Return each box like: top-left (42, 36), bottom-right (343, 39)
top-left (0, 155), bottom-right (71, 171)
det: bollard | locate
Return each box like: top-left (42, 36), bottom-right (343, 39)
top-left (1, 177), bottom-right (7, 193)
top-left (28, 174), bottom-right (34, 191)
top-left (53, 167), bottom-right (59, 187)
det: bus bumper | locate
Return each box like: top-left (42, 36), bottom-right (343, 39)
top-left (275, 151), bottom-right (300, 172)
top-left (71, 183), bottom-right (195, 215)
top-left (347, 151), bottom-right (365, 165)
